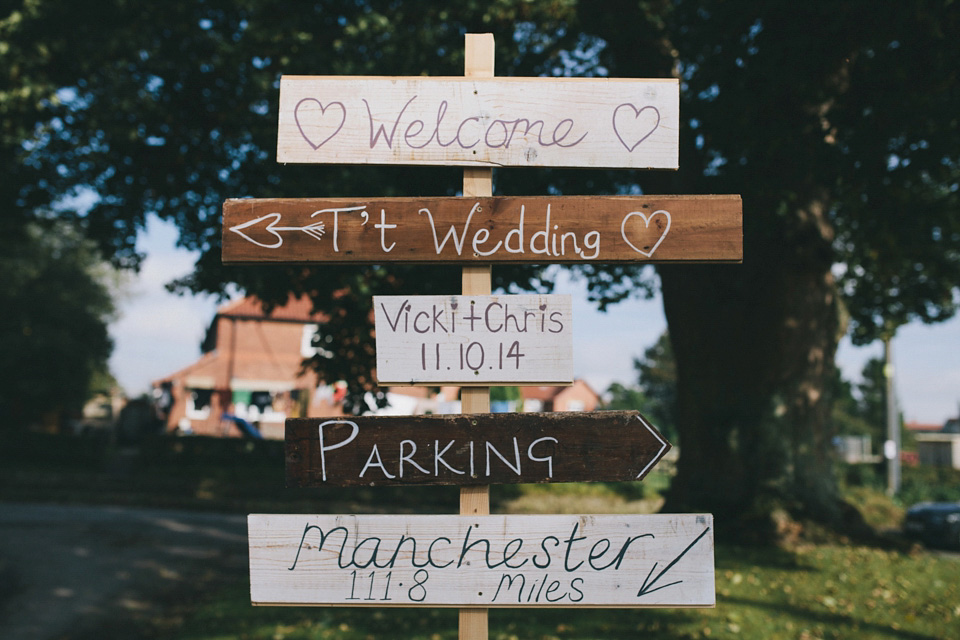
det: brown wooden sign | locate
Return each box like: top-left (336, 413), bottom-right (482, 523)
top-left (222, 195), bottom-right (741, 265)
top-left (285, 410), bottom-right (671, 488)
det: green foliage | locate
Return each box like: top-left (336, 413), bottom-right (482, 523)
top-left (4, 0), bottom-right (960, 525)
top-left (601, 381), bottom-right (647, 410)
top-left (899, 464), bottom-right (960, 505)
top-left (830, 366), bottom-right (875, 437)
top-left (0, 221), bottom-right (116, 428)
top-left (839, 462), bottom-right (885, 492)
top-left (489, 386), bottom-right (522, 402)
top-left (845, 462), bottom-right (960, 506)
top-left (634, 331), bottom-right (677, 443)
top-left (158, 544), bottom-right (960, 640)
top-left (603, 332), bottom-right (677, 443)
top-left (832, 356), bottom-right (917, 459)
top-left (667, 0), bottom-right (960, 344)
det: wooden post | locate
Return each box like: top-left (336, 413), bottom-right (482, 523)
top-left (459, 32), bottom-right (493, 640)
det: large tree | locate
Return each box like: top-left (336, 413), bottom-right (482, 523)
top-left (5, 1), bottom-right (959, 537)
top-left (649, 1), bottom-right (959, 536)
top-left (0, 221), bottom-right (116, 429)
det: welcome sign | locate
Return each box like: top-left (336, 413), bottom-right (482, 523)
top-left (277, 76), bottom-right (679, 168)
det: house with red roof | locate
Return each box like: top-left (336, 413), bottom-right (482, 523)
top-left (520, 379), bottom-right (600, 413)
top-left (153, 295), bottom-right (345, 438)
top-left (154, 295), bottom-right (602, 439)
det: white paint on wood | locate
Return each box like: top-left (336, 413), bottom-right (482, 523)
top-left (374, 294), bottom-right (573, 386)
top-left (248, 514), bottom-right (715, 608)
top-left (277, 76), bottom-right (679, 169)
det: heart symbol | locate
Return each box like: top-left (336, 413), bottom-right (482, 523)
top-left (230, 213), bottom-right (286, 249)
top-left (612, 104), bottom-right (660, 152)
top-left (621, 209), bottom-right (671, 257)
top-left (294, 98), bottom-right (346, 150)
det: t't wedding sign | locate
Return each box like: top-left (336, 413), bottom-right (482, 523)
top-left (222, 195), bottom-right (742, 265)
top-left (277, 76), bottom-right (679, 169)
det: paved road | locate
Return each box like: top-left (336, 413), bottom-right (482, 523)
top-left (0, 503), bottom-right (248, 640)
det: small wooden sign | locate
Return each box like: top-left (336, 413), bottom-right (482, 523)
top-left (285, 410), bottom-right (670, 488)
top-left (277, 76), bottom-right (678, 168)
top-left (248, 513), bottom-right (715, 607)
top-left (222, 196), bottom-right (742, 265)
top-left (374, 294), bottom-right (572, 386)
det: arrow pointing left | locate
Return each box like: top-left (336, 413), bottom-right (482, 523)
top-left (229, 212), bottom-right (328, 249)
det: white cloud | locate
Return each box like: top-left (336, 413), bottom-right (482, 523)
top-left (108, 218), bottom-right (220, 396)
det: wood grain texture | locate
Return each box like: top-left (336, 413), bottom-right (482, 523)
top-left (221, 195), bottom-right (742, 265)
top-left (285, 410), bottom-right (671, 488)
top-left (248, 513), bottom-right (715, 608)
top-left (373, 294), bottom-right (573, 386)
top-left (276, 76), bottom-right (678, 169)
top-left (460, 34), bottom-right (493, 639)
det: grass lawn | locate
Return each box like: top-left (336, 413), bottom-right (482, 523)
top-left (164, 541), bottom-right (959, 640)
top-left (3, 432), bottom-right (959, 639)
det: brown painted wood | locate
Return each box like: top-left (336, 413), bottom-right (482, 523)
top-left (222, 195), bottom-right (742, 265)
top-left (285, 410), bottom-right (671, 488)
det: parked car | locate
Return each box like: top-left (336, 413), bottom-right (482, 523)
top-left (903, 502), bottom-right (960, 549)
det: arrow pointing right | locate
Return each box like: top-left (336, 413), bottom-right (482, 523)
top-left (635, 413), bottom-right (671, 479)
top-left (285, 410), bottom-right (673, 488)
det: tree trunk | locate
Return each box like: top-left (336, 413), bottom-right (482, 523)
top-left (659, 199), bottom-right (842, 542)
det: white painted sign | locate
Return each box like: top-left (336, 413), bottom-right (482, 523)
top-left (373, 294), bottom-right (573, 386)
top-left (248, 514), bottom-right (715, 608)
top-left (277, 76), bottom-right (679, 168)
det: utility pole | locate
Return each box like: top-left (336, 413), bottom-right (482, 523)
top-left (884, 336), bottom-right (900, 496)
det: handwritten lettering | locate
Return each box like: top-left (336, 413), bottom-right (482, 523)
top-left (227, 201), bottom-right (683, 262)
top-left (353, 96), bottom-right (589, 152)
top-left (377, 298), bottom-right (565, 336)
top-left (290, 521), bottom-right (661, 574)
top-left (317, 419), bottom-right (559, 481)
top-left (250, 514), bottom-right (715, 606)
top-left (374, 294), bottom-right (572, 384)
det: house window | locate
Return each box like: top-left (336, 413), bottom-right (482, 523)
top-left (301, 324), bottom-right (334, 359)
top-left (186, 388), bottom-right (213, 420)
top-left (232, 389), bottom-right (286, 423)
top-left (566, 400), bottom-right (586, 412)
top-left (290, 389), bottom-right (308, 418)
top-left (524, 399), bottom-right (543, 413)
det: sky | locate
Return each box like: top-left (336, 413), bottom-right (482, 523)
top-left (109, 216), bottom-right (960, 426)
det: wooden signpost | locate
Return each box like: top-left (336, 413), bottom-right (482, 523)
top-left (373, 294), bottom-right (573, 386)
top-left (225, 32), bottom-right (734, 640)
top-left (277, 76), bottom-right (679, 168)
top-left (222, 195), bottom-right (742, 265)
top-left (248, 514), bottom-right (714, 607)
top-left (285, 410), bottom-right (671, 488)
